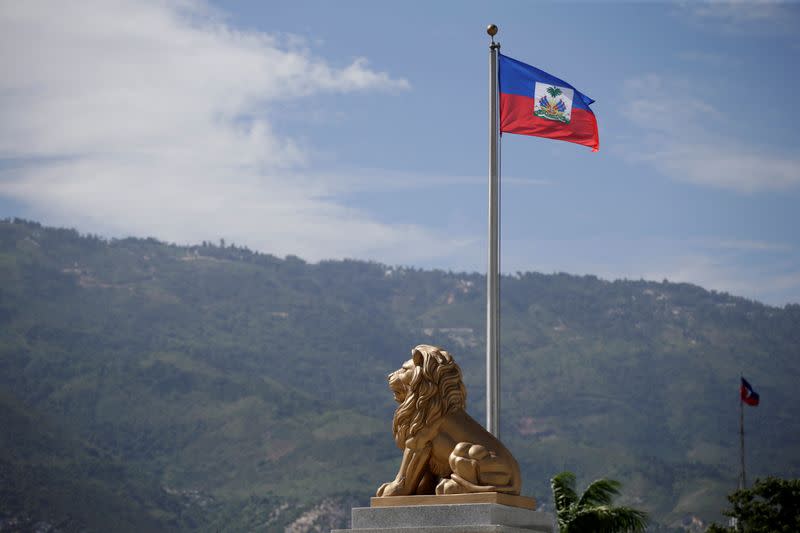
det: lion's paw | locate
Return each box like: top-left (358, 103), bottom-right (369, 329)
top-left (435, 478), bottom-right (466, 495)
top-left (376, 480), bottom-right (407, 497)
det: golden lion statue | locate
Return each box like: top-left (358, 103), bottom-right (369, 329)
top-left (376, 344), bottom-right (521, 497)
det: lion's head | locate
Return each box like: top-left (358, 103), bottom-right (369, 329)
top-left (389, 344), bottom-right (466, 449)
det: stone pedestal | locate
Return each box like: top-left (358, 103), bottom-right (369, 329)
top-left (331, 502), bottom-right (555, 533)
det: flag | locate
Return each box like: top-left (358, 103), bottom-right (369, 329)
top-left (499, 54), bottom-right (599, 151)
top-left (741, 377), bottom-right (760, 406)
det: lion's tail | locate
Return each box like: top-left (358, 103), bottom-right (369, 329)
top-left (450, 474), bottom-right (516, 494)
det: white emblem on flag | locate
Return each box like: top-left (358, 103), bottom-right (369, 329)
top-left (533, 82), bottom-right (573, 124)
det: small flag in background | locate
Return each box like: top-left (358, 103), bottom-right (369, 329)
top-left (741, 377), bottom-right (760, 406)
top-left (498, 54), bottom-right (599, 151)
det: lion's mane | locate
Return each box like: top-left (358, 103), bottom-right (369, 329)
top-left (392, 344), bottom-right (467, 449)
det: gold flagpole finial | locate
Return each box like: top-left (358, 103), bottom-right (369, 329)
top-left (487, 24), bottom-right (498, 41)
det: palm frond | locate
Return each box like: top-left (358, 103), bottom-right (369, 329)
top-left (551, 471), bottom-right (579, 518)
top-left (546, 86), bottom-right (563, 98)
top-left (578, 478), bottom-right (621, 507)
top-left (571, 505), bottom-right (649, 533)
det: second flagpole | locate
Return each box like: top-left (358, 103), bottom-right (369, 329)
top-left (487, 24), bottom-right (501, 438)
top-left (740, 374), bottom-right (746, 490)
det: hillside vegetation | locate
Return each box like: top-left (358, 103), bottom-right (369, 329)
top-left (1, 219), bottom-right (798, 531)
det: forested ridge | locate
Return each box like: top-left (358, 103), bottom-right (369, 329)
top-left (1, 218), bottom-right (798, 532)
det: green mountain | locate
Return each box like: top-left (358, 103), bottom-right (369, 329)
top-left (1, 219), bottom-right (798, 532)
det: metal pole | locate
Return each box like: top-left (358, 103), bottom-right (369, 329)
top-left (740, 375), bottom-right (746, 490)
top-left (738, 375), bottom-right (745, 532)
top-left (486, 25), bottom-right (500, 437)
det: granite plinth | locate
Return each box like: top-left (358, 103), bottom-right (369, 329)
top-left (371, 492), bottom-right (536, 510)
top-left (331, 502), bottom-right (555, 533)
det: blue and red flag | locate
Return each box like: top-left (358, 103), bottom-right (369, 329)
top-left (741, 377), bottom-right (760, 407)
top-left (499, 54), bottom-right (599, 151)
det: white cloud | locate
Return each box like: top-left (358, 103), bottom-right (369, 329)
top-left (633, 143), bottom-right (800, 192)
top-left (0, 1), bottom-right (463, 265)
top-left (502, 235), bottom-right (800, 306)
top-left (620, 74), bottom-right (800, 193)
top-left (676, 51), bottom-right (738, 66)
top-left (680, 0), bottom-right (790, 24)
top-left (673, 0), bottom-right (800, 36)
top-left (641, 253), bottom-right (800, 306)
top-left (302, 169), bottom-right (552, 196)
top-left (714, 239), bottom-right (793, 252)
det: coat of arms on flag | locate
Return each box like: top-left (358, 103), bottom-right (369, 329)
top-left (533, 82), bottom-right (573, 124)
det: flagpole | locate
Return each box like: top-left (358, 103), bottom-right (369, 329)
top-left (486, 24), bottom-right (501, 437)
top-left (739, 374), bottom-right (746, 490)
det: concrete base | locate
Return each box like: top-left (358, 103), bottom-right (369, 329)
top-left (332, 503), bottom-right (555, 533)
top-left (371, 492), bottom-right (536, 510)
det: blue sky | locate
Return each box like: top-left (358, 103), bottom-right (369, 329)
top-left (1, 1), bottom-right (799, 305)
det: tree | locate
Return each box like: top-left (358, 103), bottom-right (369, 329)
top-left (547, 86), bottom-right (563, 98)
top-left (707, 477), bottom-right (800, 533)
top-left (551, 471), bottom-right (648, 533)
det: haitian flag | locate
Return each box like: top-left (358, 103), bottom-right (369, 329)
top-left (499, 54), bottom-right (599, 151)
top-left (741, 377), bottom-right (760, 407)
